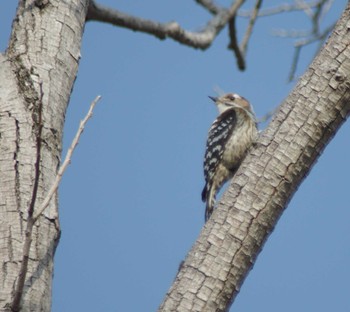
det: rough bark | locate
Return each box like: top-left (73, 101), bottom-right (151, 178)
top-left (159, 4), bottom-right (350, 312)
top-left (0, 1), bottom-right (88, 311)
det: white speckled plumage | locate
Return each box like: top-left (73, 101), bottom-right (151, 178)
top-left (202, 93), bottom-right (257, 221)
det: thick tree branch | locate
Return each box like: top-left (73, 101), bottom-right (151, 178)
top-left (87, 0), bottom-right (246, 49)
top-left (159, 3), bottom-right (350, 311)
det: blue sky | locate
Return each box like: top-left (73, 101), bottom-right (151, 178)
top-left (1, 1), bottom-right (349, 311)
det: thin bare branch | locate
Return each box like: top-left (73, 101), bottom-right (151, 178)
top-left (228, 16), bottom-right (245, 70)
top-left (295, 23), bottom-right (334, 47)
top-left (33, 95), bottom-right (101, 221)
top-left (272, 29), bottom-right (312, 38)
top-left (319, 0), bottom-right (334, 20)
top-left (257, 107), bottom-right (276, 124)
top-left (261, 1), bottom-right (336, 81)
top-left (240, 0), bottom-right (262, 56)
top-left (288, 46), bottom-right (301, 82)
top-left (238, 1), bottom-right (324, 17)
top-left (195, 0), bottom-right (221, 14)
top-left (296, 0), bottom-right (314, 18)
top-left (311, 0), bottom-right (335, 34)
top-left (288, 23), bottom-right (334, 81)
top-left (87, 0), bottom-right (246, 50)
top-left (227, 0), bottom-right (262, 70)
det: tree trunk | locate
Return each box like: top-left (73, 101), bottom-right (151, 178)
top-left (159, 4), bottom-right (350, 312)
top-left (0, 1), bottom-right (88, 311)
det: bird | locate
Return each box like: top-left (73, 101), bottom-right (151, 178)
top-left (202, 93), bottom-right (258, 221)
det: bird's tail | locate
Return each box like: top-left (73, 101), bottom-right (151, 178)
top-left (205, 188), bottom-right (216, 222)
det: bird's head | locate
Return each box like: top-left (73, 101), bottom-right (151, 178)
top-left (209, 93), bottom-right (255, 120)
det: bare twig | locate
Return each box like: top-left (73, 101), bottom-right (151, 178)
top-left (11, 83), bottom-right (44, 312)
top-left (258, 1), bottom-right (336, 81)
top-left (238, 1), bottom-right (322, 17)
top-left (272, 29), bottom-right (312, 38)
top-left (257, 107), bottom-right (276, 124)
top-left (240, 0), bottom-right (262, 57)
top-left (228, 16), bottom-right (245, 70)
top-left (310, 0), bottom-right (334, 34)
top-left (195, 0), bottom-right (221, 14)
top-left (33, 95), bottom-right (101, 221)
top-left (319, 0), bottom-right (334, 21)
top-left (296, 0), bottom-right (314, 18)
top-left (288, 46), bottom-right (302, 82)
top-left (87, 0), bottom-right (246, 50)
top-left (288, 23), bottom-right (334, 81)
top-left (227, 0), bottom-right (262, 70)
top-left (284, 0), bottom-right (332, 37)
top-left (87, 0), bottom-right (335, 75)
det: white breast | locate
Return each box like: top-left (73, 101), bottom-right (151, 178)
top-left (222, 110), bottom-right (257, 170)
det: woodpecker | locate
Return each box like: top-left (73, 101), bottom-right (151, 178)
top-left (202, 93), bottom-right (258, 221)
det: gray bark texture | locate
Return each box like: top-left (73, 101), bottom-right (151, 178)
top-left (159, 4), bottom-right (350, 312)
top-left (0, 1), bottom-right (88, 311)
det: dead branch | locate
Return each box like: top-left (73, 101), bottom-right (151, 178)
top-left (228, 16), bottom-right (245, 70)
top-left (195, 0), bottom-right (221, 14)
top-left (238, 0), bottom-right (329, 17)
top-left (227, 0), bottom-right (261, 70)
top-left (240, 0), bottom-right (262, 57)
top-left (87, 0), bottom-right (246, 50)
top-left (288, 23), bottom-right (335, 81)
top-left (33, 95), bottom-right (101, 221)
top-left (86, 0), bottom-right (336, 74)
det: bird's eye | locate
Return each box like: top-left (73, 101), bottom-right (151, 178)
top-left (227, 95), bottom-right (235, 101)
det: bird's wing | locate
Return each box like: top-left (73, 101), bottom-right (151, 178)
top-left (202, 109), bottom-right (237, 201)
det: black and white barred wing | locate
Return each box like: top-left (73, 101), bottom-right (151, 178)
top-left (202, 109), bottom-right (237, 201)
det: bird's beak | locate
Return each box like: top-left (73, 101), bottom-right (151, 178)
top-left (208, 96), bottom-right (217, 103)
